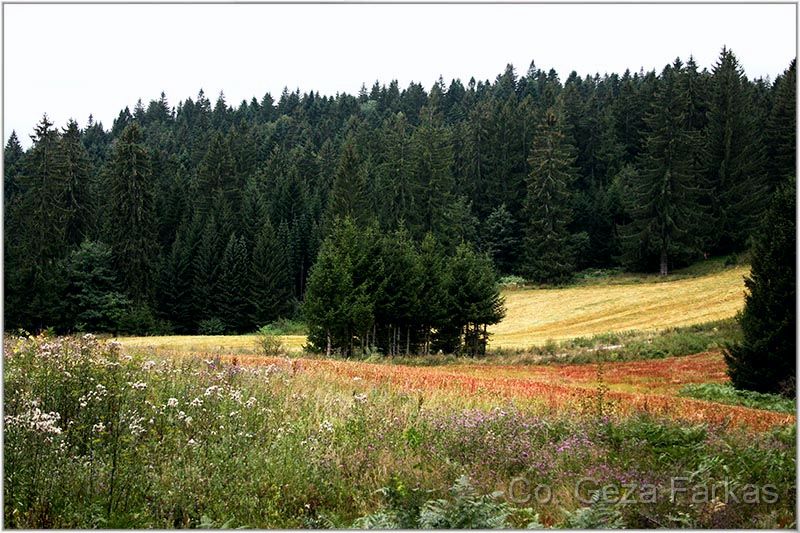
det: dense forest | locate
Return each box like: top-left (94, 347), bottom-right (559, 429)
top-left (3, 47), bottom-right (796, 341)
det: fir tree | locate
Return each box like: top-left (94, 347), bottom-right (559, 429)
top-left (619, 62), bottom-right (702, 275)
top-left (724, 177), bottom-right (796, 396)
top-left (704, 47), bottom-right (769, 253)
top-left (523, 108), bottom-right (580, 283)
top-left (105, 122), bottom-right (157, 305)
top-left (250, 221), bottom-right (294, 327)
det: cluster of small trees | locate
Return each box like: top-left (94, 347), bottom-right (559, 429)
top-left (303, 218), bottom-right (505, 356)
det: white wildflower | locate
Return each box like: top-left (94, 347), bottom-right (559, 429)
top-left (92, 422), bottom-right (106, 434)
top-left (166, 398), bottom-right (179, 408)
top-left (190, 397), bottom-right (203, 407)
top-left (320, 420), bottom-right (334, 433)
top-left (354, 393), bottom-right (368, 404)
top-left (244, 397), bottom-right (257, 409)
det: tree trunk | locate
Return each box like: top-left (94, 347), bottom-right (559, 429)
top-left (326, 331), bottom-right (331, 358)
top-left (406, 326), bottom-right (410, 355)
top-left (660, 246), bottom-right (668, 276)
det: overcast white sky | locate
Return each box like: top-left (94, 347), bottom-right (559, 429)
top-left (3, 3), bottom-right (797, 147)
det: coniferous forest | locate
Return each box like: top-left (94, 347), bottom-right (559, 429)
top-left (4, 48), bottom-right (796, 350)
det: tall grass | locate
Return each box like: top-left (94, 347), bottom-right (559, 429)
top-left (4, 334), bottom-right (795, 528)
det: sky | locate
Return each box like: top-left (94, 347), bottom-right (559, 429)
top-left (3, 3), bottom-right (797, 148)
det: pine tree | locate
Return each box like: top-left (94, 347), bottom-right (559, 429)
top-left (619, 62), bottom-right (702, 275)
top-left (523, 108), bottom-right (580, 283)
top-left (766, 59), bottom-right (796, 188)
top-left (250, 221), bottom-right (294, 327)
top-left (326, 137), bottom-right (369, 225)
top-left (445, 243), bottom-right (505, 355)
top-left (724, 177), bottom-right (796, 396)
top-left (59, 120), bottom-right (94, 246)
top-left (704, 47), bottom-right (769, 254)
top-left (217, 233), bottom-right (250, 332)
top-left (480, 203), bottom-right (519, 275)
top-left (105, 122), bottom-right (157, 305)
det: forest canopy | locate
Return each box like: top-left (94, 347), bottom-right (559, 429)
top-left (4, 47), bottom-right (795, 341)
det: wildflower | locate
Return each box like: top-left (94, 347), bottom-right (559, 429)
top-left (142, 360), bottom-right (156, 371)
top-left (92, 422), bottom-right (106, 434)
top-left (166, 398), bottom-right (179, 408)
top-left (354, 393), bottom-right (368, 404)
top-left (177, 411), bottom-right (186, 420)
top-left (245, 397), bottom-right (257, 409)
top-left (190, 397), bottom-right (203, 407)
top-left (187, 438), bottom-right (200, 448)
top-left (184, 416), bottom-right (193, 425)
top-left (320, 420), bottom-right (334, 433)
top-left (129, 381), bottom-right (147, 391)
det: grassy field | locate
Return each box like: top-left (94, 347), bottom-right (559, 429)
top-left (4, 334), bottom-right (794, 528)
top-left (491, 265), bottom-right (748, 348)
top-left (114, 264), bottom-right (749, 353)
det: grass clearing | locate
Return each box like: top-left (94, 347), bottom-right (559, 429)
top-left (490, 265), bottom-right (749, 348)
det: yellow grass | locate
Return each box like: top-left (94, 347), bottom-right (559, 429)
top-left (490, 265), bottom-right (749, 348)
top-left (115, 265), bottom-right (749, 353)
top-left (113, 334), bottom-right (306, 354)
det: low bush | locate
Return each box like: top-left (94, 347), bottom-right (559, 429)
top-left (679, 383), bottom-right (795, 414)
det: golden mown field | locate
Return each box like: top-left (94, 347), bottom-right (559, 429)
top-left (116, 265), bottom-right (749, 353)
top-left (490, 265), bottom-right (749, 348)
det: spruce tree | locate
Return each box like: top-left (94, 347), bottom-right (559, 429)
top-left (250, 221), bottom-right (294, 327)
top-left (4, 131), bottom-right (23, 205)
top-left (445, 243), bottom-right (505, 355)
top-left (217, 233), bottom-right (250, 332)
top-left (766, 59), bottom-right (796, 188)
top-left (59, 120), bottom-right (94, 246)
top-left (620, 62), bottom-right (702, 275)
top-left (523, 108), bottom-right (580, 283)
top-left (480, 203), bottom-right (519, 275)
top-left (326, 138), bottom-right (369, 225)
top-left (724, 177), bottom-right (796, 396)
top-left (105, 122), bottom-right (157, 305)
top-left (704, 47), bottom-right (768, 253)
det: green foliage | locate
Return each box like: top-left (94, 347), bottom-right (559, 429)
top-left (197, 317), bottom-right (227, 336)
top-left (61, 241), bottom-right (129, 333)
top-left (4, 48), bottom-right (781, 337)
top-left (679, 383), bottom-right (795, 413)
top-left (725, 178), bottom-right (796, 396)
top-left (355, 475), bottom-right (515, 529)
top-left (523, 108), bottom-right (581, 283)
top-left (619, 60), bottom-right (703, 275)
top-left (254, 325), bottom-right (287, 357)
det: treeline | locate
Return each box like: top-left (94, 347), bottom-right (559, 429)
top-left (4, 47), bottom-right (795, 336)
top-left (304, 219), bottom-right (504, 356)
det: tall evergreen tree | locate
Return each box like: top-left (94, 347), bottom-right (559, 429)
top-left (250, 221), bottom-right (294, 326)
top-left (523, 108), bottom-right (581, 283)
top-left (704, 47), bottom-right (769, 253)
top-left (105, 122), bottom-right (157, 304)
top-left (766, 59), bottom-right (796, 188)
top-left (619, 62), bottom-right (702, 275)
top-left (724, 177), bottom-right (796, 396)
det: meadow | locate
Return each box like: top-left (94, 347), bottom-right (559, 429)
top-left (4, 333), bottom-right (795, 528)
top-left (114, 262), bottom-right (749, 355)
top-left (5, 262), bottom-right (796, 529)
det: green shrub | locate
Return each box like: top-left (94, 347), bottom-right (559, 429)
top-left (679, 383), bottom-right (796, 413)
top-left (197, 317), bottom-right (226, 335)
top-left (254, 325), bottom-right (287, 357)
